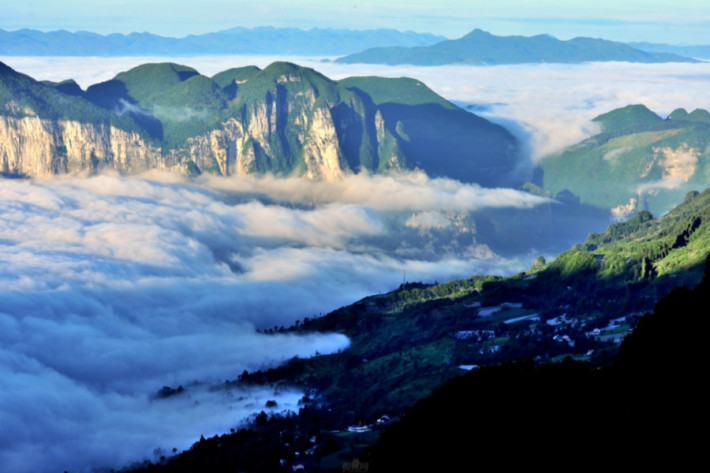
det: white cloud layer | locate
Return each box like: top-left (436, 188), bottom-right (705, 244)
top-left (0, 172), bottom-right (541, 472)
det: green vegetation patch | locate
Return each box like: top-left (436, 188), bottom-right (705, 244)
top-left (113, 62), bottom-right (200, 105)
top-left (340, 76), bottom-right (455, 109)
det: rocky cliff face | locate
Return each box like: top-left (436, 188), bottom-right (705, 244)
top-left (0, 114), bottom-right (165, 176)
top-left (167, 102), bottom-right (356, 181)
top-left (301, 106), bottom-right (347, 181)
top-left (0, 106), bottom-right (365, 181)
top-left (157, 67), bottom-right (413, 182)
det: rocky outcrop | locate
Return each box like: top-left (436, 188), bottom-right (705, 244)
top-left (0, 115), bottom-right (57, 175)
top-left (109, 126), bottom-right (165, 173)
top-left (302, 107), bottom-right (346, 180)
top-left (170, 106), bottom-right (355, 181)
top-left (179, 118), bottom-right (251, 176)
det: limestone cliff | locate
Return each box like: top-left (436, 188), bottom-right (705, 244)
top-left (301, 107), bottom-right (346, 180)
top-left (173, 105), bottom-right (352, 181)
top-left (0, 115), bottom-right (164, 176)
top-left (0, 107), bottom-right (356, 180)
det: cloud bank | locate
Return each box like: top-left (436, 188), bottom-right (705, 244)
top-left (0, 172), bottom-right (543, 472)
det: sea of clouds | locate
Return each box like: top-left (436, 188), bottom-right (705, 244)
top-left (2, 55), bottom-right (710, 472)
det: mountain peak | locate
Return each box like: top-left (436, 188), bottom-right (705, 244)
top-left (261, 61), bottom-right (322, 78)
top-left (340, 76), bottom-right (453, 109)
top-left (43, 79), bottom-right (84, 96)
top-left (463, 28), bottom-right (492, 38)
top-left (668, 108), bottom-right (689, 120)
top-left (687, 108), bottom-right (710, 123)
top-left (262, 61), bottom-right (305, 74)
top-left (115, 62), bottom-right (199, 83)
top-left (256, 62), bottom-right (337, 96)
top-left (111, 62), bottom-right (202, 108)
top-left (668, 107), bottom-right (710, 124)
top-left (211, 66), bottom-right (262, 90)
top-left (592, 104), bottom-right (663, 133)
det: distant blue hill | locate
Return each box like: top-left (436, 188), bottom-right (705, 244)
top-left (0, 27), bottom-right (444, 56)
top-left (336, 29), bottom-right (698, 65)
top-left (630, 42), bottom-right (710, 60)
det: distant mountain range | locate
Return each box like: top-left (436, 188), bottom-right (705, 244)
top-left (0, 27), bottom-right (443, 56)
top-left (336, 29), bottom-right (698, 65)
top-left (535, 104), bottom-right (710, 218)
top-left (0, 60), bottom-right (520, 186)
top-left (2, 27), bottom-right (705, 65)
top-left (631, 42), bottom-right (710, 60)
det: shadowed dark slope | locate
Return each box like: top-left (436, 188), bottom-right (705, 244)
top-left (368, 258), bottom-right (709, 471)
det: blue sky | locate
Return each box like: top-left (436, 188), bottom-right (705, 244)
top-left (3, 0), bottom-right (710, 44)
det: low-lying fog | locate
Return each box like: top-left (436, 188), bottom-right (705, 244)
top-left (2, 56), bottom-right (710, 472)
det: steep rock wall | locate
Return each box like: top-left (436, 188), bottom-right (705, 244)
top-left (0, 98), bottom-right (414, 181)
top-left (0, 115), bottom-right (163, 176)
